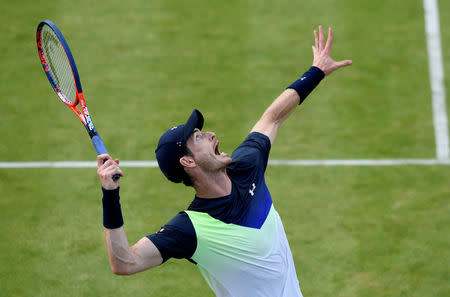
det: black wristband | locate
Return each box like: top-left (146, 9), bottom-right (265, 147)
top-left (102, 187), bottom-right (124, 229)
top-left (287, 66), bottom-right (325, 105)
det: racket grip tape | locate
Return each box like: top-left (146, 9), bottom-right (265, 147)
top-left (92, 135), bottom-right (109, 155)
top-left (91, 135), bottom-right (121, 181)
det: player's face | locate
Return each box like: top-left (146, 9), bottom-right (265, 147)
top-left (186, 128), bottom-right (232, 172)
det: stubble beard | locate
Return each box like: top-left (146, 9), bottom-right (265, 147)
top-left (200, 154), bottom-right (232, 174)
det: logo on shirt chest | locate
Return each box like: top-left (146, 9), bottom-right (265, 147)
top-left (249, 183), bottom-right (256, 197)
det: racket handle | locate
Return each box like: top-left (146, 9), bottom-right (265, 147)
top-left (92, 135), bottom-right (109, 155)
top-left (112, 173), bottom-right (121, 181)
top-left (92, 135), bottom-right (121, 181)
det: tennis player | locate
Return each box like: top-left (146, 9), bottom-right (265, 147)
top-left (97, 26), bottom-right (352, 297)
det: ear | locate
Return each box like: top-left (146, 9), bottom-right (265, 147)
top-left (180, 155), bottom-right (196, 168)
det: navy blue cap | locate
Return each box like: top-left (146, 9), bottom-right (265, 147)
top-left (155, 109), bottom-right (204, 183)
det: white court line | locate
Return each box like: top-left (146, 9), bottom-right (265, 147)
top-left (0, 159), bottom-right (449, 168)
top-left (0, 161), bottom-right (158, 168)
top-left (268, 159), bottom-right (450, 166)
top-left (424, 0), bottom-right (450, 160)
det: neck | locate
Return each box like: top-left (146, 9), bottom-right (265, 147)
top-left (193, 169), bottom-right (232, 198)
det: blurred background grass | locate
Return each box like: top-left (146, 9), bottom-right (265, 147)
top-left (0, 0), bottom-right (449, 296)
top-left (0, 0), bottom-right (440, 161)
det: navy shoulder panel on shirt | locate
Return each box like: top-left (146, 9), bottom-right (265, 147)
top-left (146, 211), bottom-right (197, 263)
top-left (228, 132), bottom-right (271, 174)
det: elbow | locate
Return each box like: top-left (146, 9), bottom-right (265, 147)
top-left (112, 269), bottom-right (130, 276)
top-left (110, 263), bottom-right (134, 276)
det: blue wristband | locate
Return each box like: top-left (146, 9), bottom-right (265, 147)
top-left (287, 66), bottom-right (325, 104)
top-left (102, 187), bottom-right (124, 229)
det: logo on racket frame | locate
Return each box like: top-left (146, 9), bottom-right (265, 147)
top-left (37, 39), bottom-right (50, 72)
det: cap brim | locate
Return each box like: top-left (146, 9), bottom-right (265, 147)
top-left (183, 109), bottom-right (204, 141)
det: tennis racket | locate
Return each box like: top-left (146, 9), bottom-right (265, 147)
top-left (36, 20), bottom-right (120, 181)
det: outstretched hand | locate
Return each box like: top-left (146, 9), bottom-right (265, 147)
top-left (312, 26), bottom-right (352, 75)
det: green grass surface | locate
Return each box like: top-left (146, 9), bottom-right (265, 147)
top-left (0, 0), bottom-right (438, 161)
top-left (1, 166), bottom-right (449, 297)
top-left (0, 0), bottom-right (449, 296)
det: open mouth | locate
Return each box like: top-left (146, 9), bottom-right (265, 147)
top-left (214, 141), bottom-right (221, 156)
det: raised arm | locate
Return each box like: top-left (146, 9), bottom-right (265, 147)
top-left (251, 26), bottom-right (352, 144)
top-left (97, 154), bottom-right (163, 275)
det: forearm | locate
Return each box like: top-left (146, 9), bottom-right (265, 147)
top-left (251, 67), bottom-right (325, 144)
top-left (101, 187), bottom-right (163, 275)
top-left (251, 89), bottom-right (299, 143)
top-left (102, 187), bottom-right (135, 275)
top-left (264, 89), bottom-right (300, 124)
top-left (104, 227), bottom-right (137, 275)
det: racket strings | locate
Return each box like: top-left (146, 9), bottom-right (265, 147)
top-left (41, 26), bottom-right (77, 104)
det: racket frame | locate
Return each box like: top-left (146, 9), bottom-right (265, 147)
top-left (37, 20), bottom-right (118, 180)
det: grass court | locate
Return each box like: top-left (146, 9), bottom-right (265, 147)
top-left (1, 0), bottom-right (449, 296)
